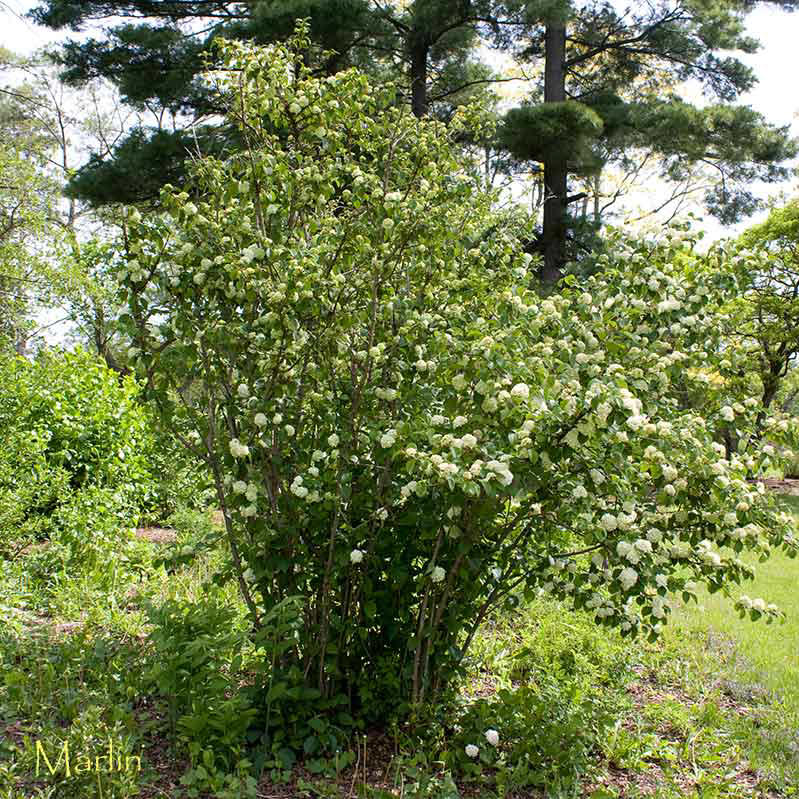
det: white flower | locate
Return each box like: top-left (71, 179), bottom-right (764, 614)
top-left (482, 396), bottom-right (498, 413)
top-left (452, 374), bottom-right (468, 391)
top-left (273, 413), bottom-right (283, 424)
top-left (233, 480), bottom-right (248, 494)
top-left (431, 566), bottom-right (446, 583)
top-left (484, 729), bottom-right (499, 747)
top-left (662, 464), bottom-right (678, 482)
top-left (752, 598), bottom-right (766, 612)
top-left (453, 415), bottom-right (468, 428)
top-left (634, 539), bottom-right (652, 554)
top-left (572, 484), bottom-right (588, 499)
top-left (254, 412), bottom-right (268, 427)
top-left (245, 484), bottom-right (258, 502)
top-left (328, 433), bottom-right (340, 447)
top-left (241, 504), bottom-right (257, 518)
top-left (350, 549), bottom-right (364, 564)
top-left (651, 596), bottom-right (667, 619)
top-left (284, 424), bottom-right (296, 437)
top-left (465, 744), bottom-right (479, 758)
top-left (600, 513), bottom-right (618, 532)
top-left (510, 383), bottom-right (530, 401)
top-left (720, 405), bottom-right (735, 422)
top-left (590, 469), bottom-right (605, 485)
top-left (619, 567), bottom-right (638, 591)
top-left (461, 433), bottom-right (477, 449)
top-left (655, 574), bottom-right (668, 588)
top-left (229, 439), bottom-right (250, 459)
top-left (625, 414), bottom-right (646, 431)
top-left (431, 414), bottom-right (448, 426)
top-left (380, 429), bottom-right (397, 448)
top-left (237, 383), bottom-right (250, 399)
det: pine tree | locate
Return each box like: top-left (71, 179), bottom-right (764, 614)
top-left (30, 0), bottom-right (516, 203)
top-left (497, 0), bottom-right (798, 283)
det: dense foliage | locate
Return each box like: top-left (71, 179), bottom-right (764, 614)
top-left (118, 33), bottom-right (798, 723)
top-left (0, 349), bottom-right (151, 563)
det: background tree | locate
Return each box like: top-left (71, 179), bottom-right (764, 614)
top-left (28, 0), bottom-right (523, 204)
top-left (498, 0), bottom-right (798, 283)
top-left (1, 49), bottom-right (140, 367)
top-left (734, 200), bottom-right (799, 424)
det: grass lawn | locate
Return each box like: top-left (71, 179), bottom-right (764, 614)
top-left (675, 495), bottom-right (799, 714)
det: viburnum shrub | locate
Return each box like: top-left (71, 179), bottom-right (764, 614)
top-left (118, 28), bottom-right (797, 716)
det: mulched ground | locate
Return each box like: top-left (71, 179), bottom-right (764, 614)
top-left (134, 527), bottom-right (177, 544)
top-left (759, 477), bottom-right (799, 496)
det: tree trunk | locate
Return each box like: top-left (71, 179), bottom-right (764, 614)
top-left (410, 40), bottom-right (429, 118)
top-left (541, 22), bottom-right (567, 286)
top-left (593, 171), bottom-right (601, 223)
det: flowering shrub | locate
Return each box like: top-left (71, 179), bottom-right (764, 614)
top-left (119, 29), bottom-right (797, 716)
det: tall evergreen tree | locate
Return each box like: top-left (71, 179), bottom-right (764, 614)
top-left (29, 0), bottom-right (517, 203)
top-left (498, 0), bottom-right (799, 283)
top-left (31, 0), bottom-right (799, 286)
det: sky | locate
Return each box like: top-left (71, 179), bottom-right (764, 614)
top-left (3, 0), bottom-right (799, 239)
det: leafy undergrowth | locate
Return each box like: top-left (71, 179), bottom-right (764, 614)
top-left (2, 508), bottom-right (798, 799)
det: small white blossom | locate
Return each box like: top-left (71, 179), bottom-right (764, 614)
top-left (484, 729), bottom-right (499, 747)
top-left (431, 566), bottom-right (446, 583)
top-left (619, 567), bottom-right (638, 591)
top-left (230, 439), bottom-right (250, 459)
top-left (350, 549), bottom-right (364, 564)
top-left (600, 513), bottom-right (618, 532)
top-left (510, 383), bottom-right (530, 401)
top-left (465, 744), bottom-right (479, 758)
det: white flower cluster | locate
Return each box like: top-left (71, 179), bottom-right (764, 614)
top-left (229, 439), bottom-right (250, 459)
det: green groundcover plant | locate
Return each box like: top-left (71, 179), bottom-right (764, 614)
top-left (118, 26), bottom-right (798, 720)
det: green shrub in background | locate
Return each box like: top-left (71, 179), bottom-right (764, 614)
top-left (0, 349), bottom-right (149, 567)
top-left (138, 420), bottom-right (213, 525)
